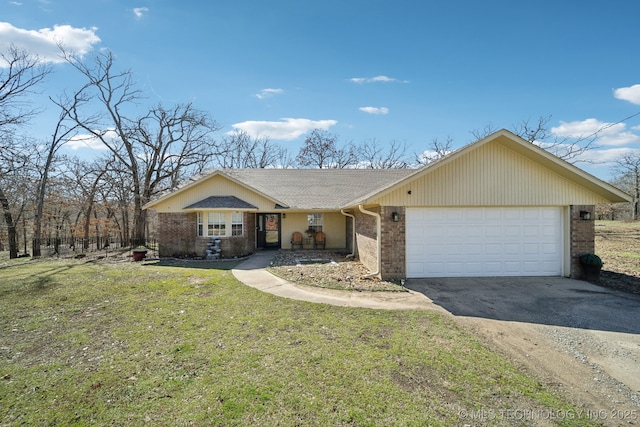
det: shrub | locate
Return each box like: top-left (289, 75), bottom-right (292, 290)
top-left (579, 253), bottom-right (603, 267)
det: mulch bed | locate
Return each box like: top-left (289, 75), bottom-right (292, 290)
top-left (268, 250), bottom-right (407, 292)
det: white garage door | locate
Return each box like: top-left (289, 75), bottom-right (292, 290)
top-left (406, 207), bottom-right (563, 278)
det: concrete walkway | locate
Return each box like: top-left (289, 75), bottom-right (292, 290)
top-left (231, 251), bottom-right (443, 311)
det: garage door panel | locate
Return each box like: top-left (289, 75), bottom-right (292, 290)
top-left (466, 227), bottom-right (483, 239)
top-left (484, 243), bottom-right (502, 255)
top-left (406, 207), bottom-right (563, 278)
top-left (466, 243), bottom-right (483, 255)
top-left (484, 209), bottom-right (502, 221)
top-left (504, 209), bottom-right (521, 220)
top-left (485, 225), bottom-right (502, 237)
top-left (504, 242), bottom-right (521, 254)
top-left (523, 261), bottom-right (541, 273)
top-left (484, 261), bottom-right (502, 274)
top-left (504, 225), bottom-right (521, 237)
top-left (504, 262), bottom-right (522, 273)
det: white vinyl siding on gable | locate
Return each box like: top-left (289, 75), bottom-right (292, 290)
top-left (197, 211), bottom-right (244, 237)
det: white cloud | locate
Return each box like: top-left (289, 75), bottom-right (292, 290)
top-left (349, 75), bottom-right (408, 84)
top-left (65, 130), bottom-right (116, 150)
top-left (551, 118), bottom-right (640, 146)
top-left (0, 22), bottom-right (100, 67)
top-left (133, 7), bottom-right (149, 19)
top-left (359, 106), bottom-right (389, 115)
top-left (571, 146), bottom-right (640, 166)
top-left (613, 84), bottom-right (640, 105)
top-left (256, 88), bottom-right (283, 99)
top-left (552, 118), bottom-right (621, 138)
top-left (228, 118), bottom-right (337, 140)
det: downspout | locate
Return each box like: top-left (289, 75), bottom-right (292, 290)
top-left (340, 209), bottom-right (356, 258)
top-left (358, 204), bottom-right (381, 279)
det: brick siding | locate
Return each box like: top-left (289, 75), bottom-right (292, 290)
top-left (570, 204), bottom-right (596, 279)
top-left (159, 212), bottom-right (255, 258)
top-left (380, 206), bottom-right (405, 280)
top-left (158, 212), bottom-right (197, 257)
top-left (353, 208), bottom-right (379, 274)
top-left (352, 206), bottom-right (405, 280)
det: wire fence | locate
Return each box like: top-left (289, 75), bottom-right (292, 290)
top-left (30, 237), bottom-right (158, 258)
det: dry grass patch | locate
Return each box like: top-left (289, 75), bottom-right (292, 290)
top-left (595, 220), bottom-right (640, 294)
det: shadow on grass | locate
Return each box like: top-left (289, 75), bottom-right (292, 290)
top-left (599, 270), bottom-right (640, 295)
top-left (0, 259), bottom-right (98, 298)
top-left (144, 259), bottom-right (241, 271)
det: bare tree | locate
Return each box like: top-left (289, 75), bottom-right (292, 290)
top-left (62, 50), bottom-right (147, 245)
top-left (356, 138), bottom-right (409, 169)
top-left (216, 130), bottom-right (290, 168)
top-left (296, 129), bottom-right (337, 168)
top-left (31, 95), bottom-right (83, 256)
top-left (415, 136), bottom-right (454, 165)
top-left (132, 103), bottom-right (221, 194)
top-left (64, 50), bottom-right (219, 246)
top-left (0, 186), bottom-right (16, 258)
top-left (513, 115), bottom-right (600, 162)
top-left (471, 116), bottom-right (599, 163)
top-left (469, 123), bottom-right (499, 141)
top-left (331, 140), bottom-right (358, 169)
top-left (100, 163), bottom-right (133, 247)
top-left (0, 46), bottom-right (51, 257)
top-left (65, 156), bottom-right (111, 249)
top-left (0, 45), bottom-right (51, 132)
top-left (0, 139), bottom-right (35, 258)
top-left (296, 129), bottom-right (357, 169)
top-left (612, 152), bottom-right (640, 220)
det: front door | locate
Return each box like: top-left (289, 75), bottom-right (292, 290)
top-left (257, 213), bottom-right (281, 249)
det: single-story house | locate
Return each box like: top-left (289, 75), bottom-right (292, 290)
top-left (143, 129), bottom-right (631, 280)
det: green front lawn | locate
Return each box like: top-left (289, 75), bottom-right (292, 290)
top-left (0, 255), bottom-right (594, 426)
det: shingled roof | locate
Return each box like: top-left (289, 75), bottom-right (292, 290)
top-left (184, 195), bottom-right (257, 210)
top-left (221, 168), bottom-right (415, 209)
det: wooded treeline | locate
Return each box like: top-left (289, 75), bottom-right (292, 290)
top-left (1, 47), bottom-right (637, 258)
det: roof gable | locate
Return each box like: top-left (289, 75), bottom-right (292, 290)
top-left (184, 196), bottom-right (257, 210)
top-left (144, 130), bottom-right (630, 212)
top-left (354, 129), bottom-right (631, 206)
top-left (222, 169), bottom-right (413, 209)
top-left (144, 168), bottom-right (414, 212)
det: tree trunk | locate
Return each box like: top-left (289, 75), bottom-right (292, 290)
top-left (132, 198), bottom-right (146, 247)
top-left (634, 165), bottom-right (639, 221)
top-left (0, 186), bottom-right (18, 259)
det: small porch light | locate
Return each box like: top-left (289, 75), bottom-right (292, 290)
top-left (579, 210), bottom-right (591, 220)
top-left (391, 211), bottom-right (400, 222)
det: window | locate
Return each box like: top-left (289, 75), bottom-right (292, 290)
top-left (197, 212), bottom-right (204, 236)
top-left (207, 212), bottom-right (226, 236)
top-left (307, 213), bottom-right (323, 232)
top-left (231, 212), bottom-right (243, 236)
top-left (197, 211), bottom-right (245, 237)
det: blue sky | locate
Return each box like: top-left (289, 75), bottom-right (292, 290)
top-left (2, 0), bottom-right (640, 181)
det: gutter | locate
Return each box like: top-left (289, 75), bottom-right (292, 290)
top-left (358, 205), bottom-right (381, 279)
top-left (340, 209), bottom-right (356, 258)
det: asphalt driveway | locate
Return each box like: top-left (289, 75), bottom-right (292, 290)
top-left (405, 276), bottom-right (640, 399)
top-left (405, 276), bottom-right (640, 334)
